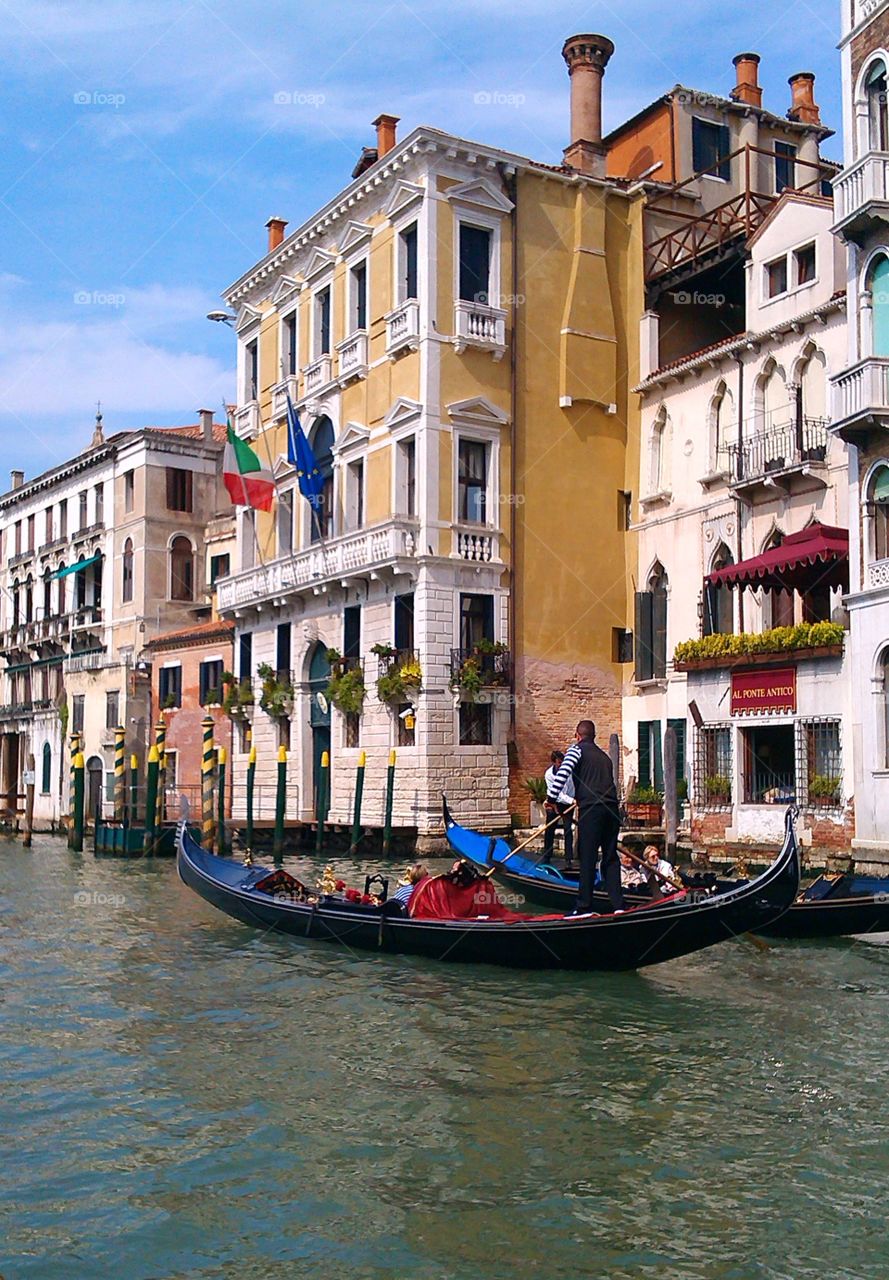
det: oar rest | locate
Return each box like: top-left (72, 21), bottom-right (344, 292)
top-left (364, 874), bottom-right (390, 902)
top-left (253, 868), bottom-right (311, 902)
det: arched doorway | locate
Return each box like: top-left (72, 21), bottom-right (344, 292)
top-left (86, 756), bottom-right (103, 821)
top-left (307, 644), bottom-right (331, 816)
top-left (871, 256), bottom-right (889, 357)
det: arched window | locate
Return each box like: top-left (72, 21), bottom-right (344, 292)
top-left (795, 346), bottom-right (828, 461)
top-left (757, 360), bottom-right (789, 433)
top-left (93, 554), bottom-right (103, 611)
top-left (710, 381), bottom-right (735, 474)
top-left (869, 255), bottom-right (889, 357)
top-left (867, 463), bottom-right (889, 563)
top-left (882, 649), bottom-right (889, 769)
top-left (75, 558), bottom-right (87, 611)
top-left (170, 536), bottom-right (194, 601)
top-left (57, 564), bottom-right (66, 616)
top-left (24, 575), bottom-right (33, 624)
top-left (43, 568), bottom-right (52, 619)
top-left (41, 742), bottom-right (51, 795)
top-left (310, 416), bottom-right (335, 542)
top-left (704, 543), bottom-right (734, 636)
top-left (761, 529), bottom-right (794, 629)
top-left (122, 539), bottom-right (134, 604)
top-left (867, 59), bottom-right (889, 151)
top-left (649, 406), bottom-right (669, 495)
top-left (11, 578), bottom-right (19, 628)
top-left (636, 561), bottom-right (669, 681)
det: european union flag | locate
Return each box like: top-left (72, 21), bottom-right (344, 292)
top-left (285, 393), bottom-right (324, 513)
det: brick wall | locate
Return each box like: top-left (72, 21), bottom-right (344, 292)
top-left (151, 636), bottom-right (233, 803)
top-left (851, 10), bottom-right (889, 87)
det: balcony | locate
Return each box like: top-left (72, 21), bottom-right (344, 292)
top-left (869, 558), bottom-right (889, 589)
top-left (450, 645), bottom-right (511, 688)
top-left (336, 331), bottom-right (368, 384)
top-left (71, 604), bottom-right (103, 631)
top-left (832, 151), bottom-right (889, 242)
top-left (303, 354), bottom-right (334, 398)
top-left (385, 300), bottom-right (420, 357)
top-left (453, 300), bottom-right (507, 359)
top-left (8, 547), bottom-right (35, 569)
top-left (453, 525), bottom-right (500, 563)
top-left (216, 519), bottom-right (419, 614)
top-left (728, 419), bottom-right (829, 498)
top-left (271, 374), bottom-right (299, 421)
top-left (39, 535), bottom-right (68, 557)
top-left (234, 400), bottom-right (259, 439)
top-left (72, 520), bottom-right (105, 544)
top-left (65, 650), bottom-right (118, 673)
top-left (831, 357), bottom-right (889, 443)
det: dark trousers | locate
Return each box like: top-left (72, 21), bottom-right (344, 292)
top-left (577, 805), bottom-right (624, 912)
top-left (543, 803), bottom-right (574, 864)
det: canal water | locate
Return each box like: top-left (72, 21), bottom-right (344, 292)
top-left (2, 836), bottom-right (888, 1280)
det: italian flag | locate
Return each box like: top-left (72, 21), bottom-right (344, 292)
top-left (223, 425), bottom-right (275, 511)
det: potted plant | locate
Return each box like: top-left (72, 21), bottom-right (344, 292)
top-left (325, 650), bottom-right (366, 716)
top-left (451, 639), bottom-right (510, 700)
top-left (162, 693), bottom-right (178, 711)
top-left (223, 678), bottom-right (254, 720)
top-left (451, 654), bottom-right (485, 702)
top-left (625, 784), bottom-right (664, 827)
top-left (703, 774), bottom-right (731, 806)
top-left (376, 655), bottom-right (422, 703)
top-left (524, 776), bottom-right (549, 827)
top-left (808, 774), bottom-right (841, 808)
top-left (257, 662), bottom-right (294, 718)
top-left (203, 687), bottom-right (221, 708)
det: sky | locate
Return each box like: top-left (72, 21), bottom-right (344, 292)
top-left (0, 0), bottom-right (842, 480)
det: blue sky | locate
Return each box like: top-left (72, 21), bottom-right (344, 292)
top-left (0, 0), bottom-right (841, 480)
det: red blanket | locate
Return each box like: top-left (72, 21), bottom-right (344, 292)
top-left (409, 875), bottom-right (554, 922)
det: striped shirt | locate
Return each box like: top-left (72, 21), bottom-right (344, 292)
top-left (547, 739), bottom-right (618, 811)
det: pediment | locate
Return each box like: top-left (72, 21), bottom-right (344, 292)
top-left (333, 421), bottom-right (371, 453)
top-left (446, 395), bottom-right (509, 426)
top-left (235, 303), bottom-right (263, 333)
top-left (338, 220), bottom-right (374, 256)
top-left (304, 248), bottom-right (337, 281)
top-left (271, 275), bottom-right (302, 307)
top-left (384, 180), bottom-right (424, 220)
top-left (273, 454), bottom-right (295, 480)
top-left (445, 177), bottom-right (514, 214)
top-left (383, 397), bottom-right (422, 429)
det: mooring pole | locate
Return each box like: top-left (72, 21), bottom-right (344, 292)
top-left (114, 725), bottom-right (126, 821)
top-left (382, 748), bottom-right (396, 857)
top-left (274, 745), bottom-right (287, 860)
top-left (245, 744), bottom-right (256, 857)
top-left (130, 753), bottom-right (139, 825)
top-left (217, 746), bottom-right (228, 856)
top-left (68, 731), bottom-right (81, 839)
top-left (22, 751), bottom-right (35, 848)
top-left (316, 750), bottom-right (329, 856)
top-left (349, 750), bottom-right (366, 854)
top-left (609, 732), bottom-right (621, 796)
top-left (155, 718), bottom-right (167, 824)
top-left (144, 744), bottom-right (159, 856)
top-left (71, 751), bottom-right (85, 853)
top-left (664, 726), bottom-right (678, 859)
top-left (201, 715), bottom-right (215, 849)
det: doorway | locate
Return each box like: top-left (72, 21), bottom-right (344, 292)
top-left (86, 756), bottom-right (104, 821)
top-left (308, 644), bottom-right (331, 817)
top-left (741, 724), bottom-right (796, 804)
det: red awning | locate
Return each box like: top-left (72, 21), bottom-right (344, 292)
top-left (706, 522), bottom-right (849, 592)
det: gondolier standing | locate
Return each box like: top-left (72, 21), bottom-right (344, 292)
top-left (547, 720), bottom-right (624, 914)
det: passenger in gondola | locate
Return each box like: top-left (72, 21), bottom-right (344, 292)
top-left (547, 719), bottom-right (624, 914)
top-left (620, 850), bottom-right (646, 890)
top-left (392, 863), bottom-right (429, 908)
top-left (644, 844), bottom-right (678, 897)
top-left (543, 750), bottom-right (575, 867)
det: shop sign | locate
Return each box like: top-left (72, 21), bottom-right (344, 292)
top-left (730, 667), bottom-right (796, 716)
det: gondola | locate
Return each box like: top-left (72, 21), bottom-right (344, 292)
top-left (176, 812), bottom-right (800, 972)
top-left (443, 800), bottom-right (889, 940)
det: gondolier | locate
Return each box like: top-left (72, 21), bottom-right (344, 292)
top-left (547, 720), bottom-right (624, 914)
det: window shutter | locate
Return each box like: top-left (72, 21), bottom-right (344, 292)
top-left (668, 718), bottom-right (686, 787)
top-left (634, 591), bottom-right (654, 680)
top-left (717, 124), bottom-right (730, 179)
top-left (703, 581), bottom-right (719, 637)
top-left (638, 721), bottom-right (652, 788)
top-left (651, 721), bottom-right (664, 792)
top-left (652, 587), bottom-right (668, 678)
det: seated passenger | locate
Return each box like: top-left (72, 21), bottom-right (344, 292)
top-left (619, 850), bottom-right (646, 889)
top-left (392, 862), bottom-right (429, 907)
top-left (644, 844), bottom-right (677, 893)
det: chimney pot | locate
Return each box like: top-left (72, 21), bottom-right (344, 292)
top-left (372, 113), bottom-right (400, 160)
top-left (265, 216), bottom-right (288, 253)
top-left (731, 52), bottom-right (762, 108)
top-left (561, 33), bottom-right (614, 176)
top-left (198, 408), bottom-right (214, 441)
top-left (10, 469), bottom-right (23, 490)
top-left (787, 72), bottom-right (820, 126)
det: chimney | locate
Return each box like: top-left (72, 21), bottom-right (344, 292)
top-left (10, 469), bottom-right (23, 490)
top-left (561, 34), bottom-right (615, 176)
top-left (372, 113), bottom-right (399, 160)
top-left (198, 408), bottom-right (214, 442)
top-left (731, 53), bottom-right (762, 108)
top-left (787, 72), bottom-right (820, 126)
top-left (265, 216), bottom-right (288, 253)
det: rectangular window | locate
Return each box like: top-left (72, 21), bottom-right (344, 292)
top-left (612, 628), bottom-right (633, 664)
top-left (276, 622), bottom-right (291, 679)
top-left (95, 484), bottom-right (104, 525)
top-left (246, 338), bottom-right (258, 401)
top-left (316, 286), bottom-right (331, 356)
top-left (44, 507), bottom-right (54, 544)
top-left (400, 223), bottom-right (418, 301)
top-left (402, 438), bottom-right (416, 516)
top-left (394, 592), bottom-right (414, 652)
top-left (347, 459), bottom-right (364, 530)
top-left (209, 553), bottom-right (230, 584)
top-left (795, 242), bottom-right (816, 286)
top-left (766, 256), bottom-right (788, 299)
top-left (692, 118), bottom-right (731, 180)
top-left (458, 439), bottom-right (488, 524)
top-left (27, 514), bottom-right (34, 551)
top-left (283, 312), bottom-right (297, 376)
top-left (158, 665), bottom-right (182, 709)
top-left (277, 491), bottom-right (294, 555)
top-left (72, 693), bottom-right (85, 734)
top-left (199, 659), bottom-right (224, 705)
top-left (165, 467), bottom-right (194, 513)
top-left (14, 520), bottom-right (21, 556)
top-left (637, 721), bottom-right (664, 791)
top-left (343, 606), bottom-right (361, 659)
top-left (459, 223), bottom-right (492, 304)
top-left (105, 690), bottom-right (120, 729)
top-left (775, 141), bottom-right (797, 193)
top-left (79, 490), bottom-right (88, 529)
top-left (741, 723), bottom-right (795, 804)
top-left (124, 470), bottom-right (134, 513)
top-left (351, 260), bottom-right (367, 331)
top-left (459, 593), bottom-right (494, 651)
top-left (618, 490), bottom-right (632, 531)
top-left (58, 499), bottom-right (67, 539)
top-left (797, 718), bottom-right (842, 809)
top-left (459, 702), bottom-right (492, 746)
top-left (238, 632), bottom-right (253, 682)
top-left (344, 711), bottom-right (360, 748)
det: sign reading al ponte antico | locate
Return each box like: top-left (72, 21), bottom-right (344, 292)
top-left (730, 668), bottom-right (797, 716)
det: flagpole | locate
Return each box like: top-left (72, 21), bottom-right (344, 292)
top-left (225, 400), bottom-right (266, 570)
top-left (282, 378), bottom-right (327, 550)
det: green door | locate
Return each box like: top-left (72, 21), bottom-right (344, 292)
top-left (873, 256), bottom-right (889, 356)
top-left (308, 644), bottom-right (331, 817)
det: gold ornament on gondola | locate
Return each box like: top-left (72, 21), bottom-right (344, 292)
top-left (317, 864), bottom-right (338, 894)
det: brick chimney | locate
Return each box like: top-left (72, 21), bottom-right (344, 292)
top-left (198, 408), bottom-right (214, 442)
top-left (373, 114), bottom-right (399, 160)
top-left (561, 33), bottom-right (614, 176)
top-left (265, 216), bottom-right (288, 253)
top-left (787, 72), bottom-right (820, 126)
top-left (731, 53), bottom-right (762, 108)
top-left (10, 469), bottom-right (23, 490)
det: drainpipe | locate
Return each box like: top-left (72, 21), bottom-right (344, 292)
top-left (498, 162), bottom-right (519, 745)
top-left (735, 352), bottom-right (745, 633)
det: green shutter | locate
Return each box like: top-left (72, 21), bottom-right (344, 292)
top-left (668, 718), bottom-right (686, 786)
top-left (638, 721), bottom-right (651, 788)
top-left (635, 592), bottom-right (654, 681)
top-left (651, 722), bottom-right (664, 792)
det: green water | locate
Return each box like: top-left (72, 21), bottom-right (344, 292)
top-left (1, 836), bottom-right (888, 1280)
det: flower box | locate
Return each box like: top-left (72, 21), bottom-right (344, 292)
top-left (625, 801), bottom-right (663, 827)
top-left (674, 644), bottom-right (843, 673)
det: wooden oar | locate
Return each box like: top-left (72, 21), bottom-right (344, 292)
top-left (481, 804), bottom-right (578, 878)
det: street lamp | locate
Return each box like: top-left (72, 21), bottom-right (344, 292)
top-left (206, 311), bottom-right (236, 326)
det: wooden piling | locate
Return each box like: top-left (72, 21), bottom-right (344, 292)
top-left (382, 749), bottom-right (396, 856)
top-left (217, 746), bottom-right (228, 856)
top-left (155, 718), bottom-right (167, 823)
top-left (129, 753), bottom-right (139, 824)
top-left (349, 751), bottom-right (366, 854)
top-left (22, 752), bottom-right (35, 848)
top-left (71, 751), bottom-right (85, 852)
top-left (316, 750), bottom-right (329, 855)
top-left (609, 732), bottom-right (621, 796)
top-left (664, 726), bottom-right (678, 858)
top-left (274, 746), bottom-right (287, 860)
top-left (201, 715), bottom-right (215, 848)
top-left (114, 725), bottom-right (126, 821)
top-left (144, 744), bottom-right (159, 856)
top-left (245, 744), bottom-right (256, 856)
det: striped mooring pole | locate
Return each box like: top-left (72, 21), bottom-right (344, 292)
top-left (155, 718), bottom-right (167, 823)
top-left (144, 744), bottom-right (159, 856)
top-left (315, 750), bottom-right (329, 856)
top-left (129, 754), bottom-right (139, 825)
top-left (68, 731), bottom-right (81, 826)
top-left (113, 725), bottom-right (126, 821)
top-left (245, 744), bottom-right (256, 858)
top-left (349, 751), bottom-right (366, 854)
top-left (201, 715), bottom-right (215, 849)
top-left (70, 751), bottom-right (85, 853)
top-left (217, 746), bottom-right (228, 856)
top-left (274, 746), bottom-right (287, 860)
top-left (382, 749), bottom-right (396, 857)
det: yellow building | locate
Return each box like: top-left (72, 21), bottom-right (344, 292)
top-left (215, 35), bottom-right (643, 837)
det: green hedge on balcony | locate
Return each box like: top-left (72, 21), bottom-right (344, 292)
top-left (674, 621), bottom-right (845, 665)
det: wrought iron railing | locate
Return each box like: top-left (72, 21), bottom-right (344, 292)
top-left (728, 417), bottom-right (829, 484)
top-left (450, 646), bottom-right (511, 686)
